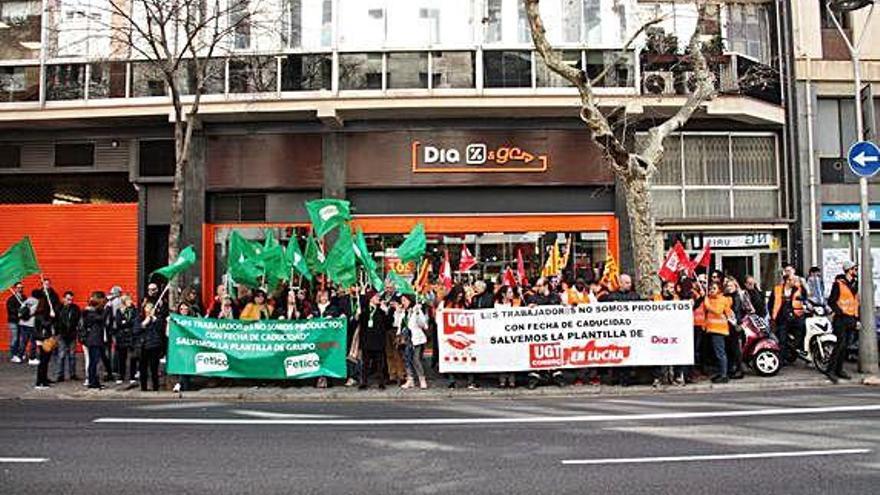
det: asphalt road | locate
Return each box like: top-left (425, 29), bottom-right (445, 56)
top-left (2, 386), bottom-right (880, 494)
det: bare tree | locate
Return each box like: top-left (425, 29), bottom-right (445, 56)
top-left (524, 0), bottom-right (715, 297)
top-left (49, 0), bottom-right (274, 300)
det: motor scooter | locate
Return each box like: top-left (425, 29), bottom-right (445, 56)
top-left (740, 314), bottom-right (781, 376)
top-left (783, 305), bottom-right (836, 374)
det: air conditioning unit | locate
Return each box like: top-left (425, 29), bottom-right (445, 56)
top-left (674, 71), bottom-right (697, 95)
top-left (642, 71), bottom-right (674, 95)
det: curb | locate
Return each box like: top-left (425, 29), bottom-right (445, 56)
top-left (6, 375), bottom-right (864, 403)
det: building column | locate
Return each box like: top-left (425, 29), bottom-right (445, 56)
top-left (614, 176), bottom-right (635, 275)
top-left (181, 131), bottom-right (206, 290)
top-left (322, 132), bottom-right (346, 200)
top-left (796, 81), bottom-right (821, 269)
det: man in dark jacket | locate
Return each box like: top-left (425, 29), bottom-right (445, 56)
top-left (53, 291), bottom-right (81, 382)
top-left (526, 278), bottom-right (565, 389)
top-left (600, 274), bottom-right (641, 386)
top-left (744, 276), bottom-right (767, 318)
top-left (827, 261), bottom-right (859, 381)
top-left (6, 282), bottom-right (24, 363)
top-left (359, 291), bottom-right (390, 389)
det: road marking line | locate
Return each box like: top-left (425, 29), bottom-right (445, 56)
top-left (561, 449), bottom-right (871, 465)
top-left (0, 458), bottom-right (48, 463)
top-left (136, 402), bottom-right (227, 411)
top-left (93, 403), bottom-right (880, 426)
top-left (230, 409), bottom-right (341, 419)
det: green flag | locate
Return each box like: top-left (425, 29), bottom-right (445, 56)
top-left (324, 227), bottom-right (357, 288)
top-left (0, 237), bottom-right (41, 290)
top-left (352, 228), bottom-right (383, 290)
top-left (305, 199), bottom-right (352, 238)
top-left (260, 243), bottom-right (289, 290)
top-left (228, 231), bottom-right (264, 288)
top-left (286, 237), bottom-right (312, 281)
top-left (387, 271), bottom-right (416, 296)
top-left (396, 223), bottom-right (426, 264)
top-left (304, 233), bottom-right (325, 275)
top-left (152, 245), bottom-right (197, 280)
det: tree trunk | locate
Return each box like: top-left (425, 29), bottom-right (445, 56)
top-left (168, 120), bottom-right (187, 307)
top-left (619, 166), bottom-right (662, 298)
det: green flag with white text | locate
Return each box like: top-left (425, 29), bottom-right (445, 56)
top-left (304, 233), bottom-right (325, 275)
top-left (286, 237), bottom-right (312, 281)
top-left (152, 245), bottom-right (197, 280)
top-left (305, 199), bottom-right (352, 238)
top-left (387, 271), bottom-right (416, 296)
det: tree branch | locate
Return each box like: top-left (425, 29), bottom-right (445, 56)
top-left (589, 16), bottom-right (665, 87)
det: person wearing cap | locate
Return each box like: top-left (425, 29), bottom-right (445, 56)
top-left (827, 261), bottom-right (859, 381)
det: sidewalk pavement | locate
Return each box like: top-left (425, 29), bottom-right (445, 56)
top-left (0, 356), bottom-right (871, 402)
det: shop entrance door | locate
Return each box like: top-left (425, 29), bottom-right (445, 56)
top-left (717, 253), bottom-right (758, 284)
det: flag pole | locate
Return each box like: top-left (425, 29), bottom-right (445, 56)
top-left (155, 280), bottom-right (171, 309)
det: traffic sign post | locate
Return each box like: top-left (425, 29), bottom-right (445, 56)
top-left (847, 141), bottom-right (880, 177)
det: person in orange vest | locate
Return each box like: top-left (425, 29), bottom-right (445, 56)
top-left (767, 272), bottom-right (806, 362)
top-left (704, 281), bottom-right (735, 383)
top-left (827, 261), bottom-right (859, 381)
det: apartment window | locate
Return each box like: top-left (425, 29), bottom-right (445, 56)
top-left (229, 57), bottom-right (278, 94)
top-left (0, 66), bottom-right (40, 102)
top-left (281, 54), bottom-right (332, 91)
top-left (536, 50), bottom-right (580, 87)
top-left (0, 145), bottom-right (21, 168)
top-left (45, 64), bottom-right (86, 100)
top-left (131, 62), bottom-right (167, 97)
top-left (176, 59), bottom-right (226, 95)
top-left (431, 51), bottom-right (475, 89)
top-left (55, 143), bottom-right (95, 167)
top-left (230, 0), bottom-right (251, 49)
top-left (321, 0), bottom-right (332, 46)
top-left (727, 3), bottom-right (771, 63)
top-left (387, 52), bottom-right (428, 89)
top-left (210, 194), bottom-right (267, 222)
top-left (286, 0), bottom-right (302, 47)
top-left (339, 53), bottom-right (384, 90)
top-left (483, 50), bottom-right (531, 88)
top-left (337, 1), bottom-right (385, 48)
top-left (816, 98), bottom-right (857, 158)
top-left (139, 140), bottom-right (175, 177)
top-left (647, 133), bottom-right (779, 219)
top-left (419, 8), bottom-right (440, 44)
top-left (89, 62), bottom-right (126, 98)
top-left (0, 0), bottom-right (41, 60)
top-left (819, 0), bottom-right (850, 29)
top-left (484, 0), bottom-right (502, 43)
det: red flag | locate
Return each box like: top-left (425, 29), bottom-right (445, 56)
top-left (658, 241), bottom-right (689, 283)
top-left (693, 242), bottom-right (712, 272)
top-left (440, 250), bottom-right (453, 291)
top-left (516, 249), bottom-right (528, 285)
top-left (502, 267), bottom-right (517, 287)
top-left (459, 244), bottom-right (477, 272)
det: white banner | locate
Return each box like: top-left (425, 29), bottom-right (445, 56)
top-left (438, 301), bottom-right (694, 373)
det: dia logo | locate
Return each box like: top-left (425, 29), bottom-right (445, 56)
top-left (284, 353), bottom-right (321, 377)
top-left (194, 352), bottom-right (229, 373)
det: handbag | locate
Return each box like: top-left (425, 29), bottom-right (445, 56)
top-left (41, 336), bottom-right (58, 353)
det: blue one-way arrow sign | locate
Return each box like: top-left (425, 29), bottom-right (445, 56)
top-left (848, 140), bottom-right (880, 177)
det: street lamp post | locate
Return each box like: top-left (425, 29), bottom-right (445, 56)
top-left (826, 0), bottom-right (879, 375)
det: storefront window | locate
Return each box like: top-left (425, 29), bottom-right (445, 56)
top-left (0, 0), bottom-right (41, 60)
top-left (483, 50), bottom-right (531, 88)
top-left (339, 53), bottom-right (384, 90)
top-left (281, 54), bottom-right (331, 91)
top-left (89, 62), bottom-right (127, 99)
top-left (0, 65), bottom-right (40, 102)
top-left (431, 51), bottom-right (474, 89)
top-left (229, 57), bottom-right (278, 94)
top-left (387, 52), bottom-right (427, 89)
top-left (46, 64), bottom-right (86, 100)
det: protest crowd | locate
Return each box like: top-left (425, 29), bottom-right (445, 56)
top-left (3, 260), bottom-right (860, 392)
top-left (1, 199), bottom-right (864, 393)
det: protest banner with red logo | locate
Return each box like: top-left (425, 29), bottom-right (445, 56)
top-left (438, 301), bottom-right (693, 373)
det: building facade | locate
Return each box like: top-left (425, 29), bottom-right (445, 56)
top-left (793, 0), bottom-right (880, 303)
top-left (0, 0), bottom-right (794, 320)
